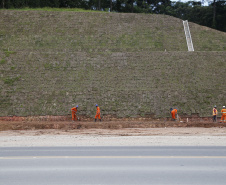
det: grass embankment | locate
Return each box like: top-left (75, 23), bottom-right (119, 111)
top-left (7, 7), bottom-right (103, 12)
top-left (0, 9), bottom-right (226, 118)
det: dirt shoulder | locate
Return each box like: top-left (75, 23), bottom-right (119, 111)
top-left (1, 127), bottom-right (226, 137)
top-left (1, 120), bottom-right (226, 137)
top-left (0, 120), bottom-right (226, 147)
top-left (0, 120), bottom-right (225, 131)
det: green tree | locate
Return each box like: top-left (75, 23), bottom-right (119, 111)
top-left (40, 0), bottom-right (60, 7)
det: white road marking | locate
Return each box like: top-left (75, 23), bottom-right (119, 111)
top-left (1, 156), bottom-right (226, 159)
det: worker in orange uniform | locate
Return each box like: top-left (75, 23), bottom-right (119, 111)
top-left (95, 104), bottom-right (101, 122)
top-left (170, 108), bottom-right (177, 121)
top-left (220, 106), bottom-right (226, 123)
top-left (212, 105), bottom-right (218, 122)
top-left (71, 105), bottom-right (78, 121)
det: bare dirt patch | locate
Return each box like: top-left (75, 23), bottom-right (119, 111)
top-left (0, 120), bottom-right (225, 136)
top-left (1, 127), bottom-right (226, 137)
top-left (1, 120), bottom-right (226, 147)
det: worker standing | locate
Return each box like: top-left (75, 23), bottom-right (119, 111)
top-left (170, 108), bottom-right (177, 121)
top-left (220, 106), bottom-right (226, 123)
top-left (95, 104), bottom-right (101, 122)
top-left (71, 105), bottom-right (78, 121)
top-left (212, 105), bottom-right (218, 122)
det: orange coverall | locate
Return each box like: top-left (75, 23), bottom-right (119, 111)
top-left (95, 106), bottom-right (101, 120)
top-left (171, 109), bottom-right (177, 120)
top-left (221, 108), bottom-right (226, 122)
top-left (71, 107), bottom-right (77, 121)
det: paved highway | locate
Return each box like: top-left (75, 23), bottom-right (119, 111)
top-left (0, 146), bottom-right (226, 185)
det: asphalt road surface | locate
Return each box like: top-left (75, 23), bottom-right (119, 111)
top-left (1, 146), bottom-right (226, 185)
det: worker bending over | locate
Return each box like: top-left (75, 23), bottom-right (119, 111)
top-left (71, 105), bottom-right (78, 121)
top-left (221, 106), bottom-right (226, 123)
top-left (212, 105), bottom-right (218, 122)
top-left (95, 104), bottom-right (101, 122)
top-left (170, 108), bottom-right (177, 121)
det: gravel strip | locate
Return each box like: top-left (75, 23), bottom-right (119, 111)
top-left (1, 127), bottom-right (226, 147)
top-left (1, 135), bottom-right (226, 147)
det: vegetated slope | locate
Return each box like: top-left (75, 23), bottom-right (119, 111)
top-left (0, 10), bottom-right (226, 118)
top-left (189, 23), bottom-right (226, 51)
top-left (0, 10), bottom-right (188, 52)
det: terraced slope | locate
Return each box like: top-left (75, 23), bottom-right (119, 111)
top-left (0, 10), bottom-right (226, 118)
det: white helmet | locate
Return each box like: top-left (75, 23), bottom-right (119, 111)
top-left (223, 106), bottom-right (225, 108)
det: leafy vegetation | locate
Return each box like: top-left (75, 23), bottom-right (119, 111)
top-left (0, 58), bottom-right (6, 64)
top-left (4, 50), bottom-right (16, 57)
top-left (3, 76), bottom-right (20, 85)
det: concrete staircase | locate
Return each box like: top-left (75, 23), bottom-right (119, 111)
top-left (183, 20), bottom-right (194, 51)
